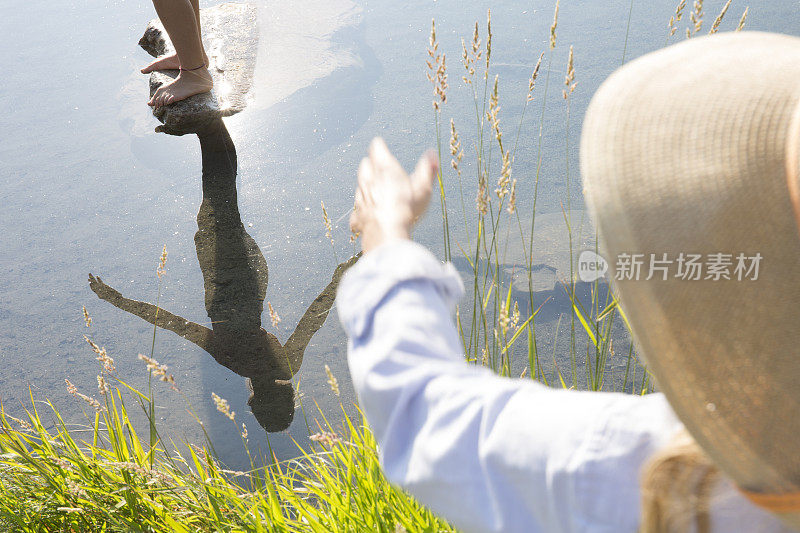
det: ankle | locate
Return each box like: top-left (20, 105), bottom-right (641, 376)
top-left (177, 68), bottom-right (212, 82)
top-left (180, 62), bottom-right (207, 72)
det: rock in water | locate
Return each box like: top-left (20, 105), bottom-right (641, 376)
top-left (471, 210), bottom-right (596, 294)
top-left (139, 2), bottom-right (258, 134)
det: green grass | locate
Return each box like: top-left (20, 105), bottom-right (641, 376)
top-left (0, 381), bottom-right (454, 532)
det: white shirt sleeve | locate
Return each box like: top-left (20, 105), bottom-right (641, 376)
top-left (336, 240), bottom-right (685, 533)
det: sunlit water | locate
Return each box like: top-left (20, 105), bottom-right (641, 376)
top-left (1, 0), bottom-right (796, 469)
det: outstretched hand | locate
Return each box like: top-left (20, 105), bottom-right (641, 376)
top-left (350, 138), bottom-right (438, 253)
top-left (88, 274), bottom-right (121, 301)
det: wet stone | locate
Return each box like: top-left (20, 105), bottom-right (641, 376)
top-left (139, 2), bottom-right (258, 134)
top-left (483, 210), bottom-right (596, 294)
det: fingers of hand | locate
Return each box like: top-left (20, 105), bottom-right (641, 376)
top-left (369, 137), bottom-right (403, 175)
top-left (349, 209), bottom-right (361, 233)
top-left (357, 157), bottom-right (375, 207)
top-left (410, 151), bottom-right (439, 216)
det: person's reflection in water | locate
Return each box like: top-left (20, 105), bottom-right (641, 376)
top-left (89, 119), bottom-right (357, 432)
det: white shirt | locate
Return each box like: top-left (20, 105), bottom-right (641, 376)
top-left (336, 240), bottom-right (789, 533)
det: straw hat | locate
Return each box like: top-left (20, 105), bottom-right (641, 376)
top-left (580, 31), bottom-right (800, 523)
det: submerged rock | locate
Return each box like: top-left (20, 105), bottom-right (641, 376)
top-left (139, 2), bottom-right (258, 134)
top-left (473, 210), bottom-right (596, 293)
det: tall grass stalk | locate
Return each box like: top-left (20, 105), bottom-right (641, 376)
top-left (0, 384), bottom-right (454, 532)
top-left (431, 3), bottom-right (653, 393)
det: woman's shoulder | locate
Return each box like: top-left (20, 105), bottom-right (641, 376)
top-left (550, 391), bottom-right (684, 530)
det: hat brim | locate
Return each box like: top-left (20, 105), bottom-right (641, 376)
top-left (581, 31), bottom-right (800, 500)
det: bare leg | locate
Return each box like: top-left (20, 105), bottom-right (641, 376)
top-left (141, 0), bottom-right (209, 73)
top-left (146, 0), bottom-right (213, 107)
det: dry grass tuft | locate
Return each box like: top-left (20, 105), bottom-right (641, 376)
top-left (325, 364), bottom-right (340, 396)
top-left (64, 378), bottom-right (105, 412)
top-left (156, 244), bottom-right (168, 279)
top-left (426, 19), bottom-right (448, 111)
top-left (137, 353), bottom-right (176, 388)
top-left (736, 6), bottom-right (748, 31)
top-left (668, 0), bottom-right (687, 37)
top-left (527, 52), bottom-right (545, 102)
top-left (709, 0), bottom-right (732, 34)
top-left (563, 45), bottom-right (576, 99)
top-left (321, 200), bottom-right (334, 246)
top-left (268, 301), bottom-right (281, 328)
top-left (687, 0), bottom-right (704, 38)
top-left (550, 0), bottom-right (560, 50)
top-left (211, 392), bottom-right (235, 421)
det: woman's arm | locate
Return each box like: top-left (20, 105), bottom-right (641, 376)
top-left (88, 274), bottom-right (212, 348)
top-left (340, 139), bottom-right (684, 532)
top-left (337, 242), bottom-right (684, 533)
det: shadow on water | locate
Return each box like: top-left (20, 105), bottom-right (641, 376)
top-left (89, 119), bottom-right (357, 434)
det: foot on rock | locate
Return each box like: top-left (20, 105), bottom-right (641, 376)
top-left (148, 68), bottom-right (213, 108)
top-left (141, 52), bottom-right (211, 73)
top-left (141, 53), bottom-right (181, 73)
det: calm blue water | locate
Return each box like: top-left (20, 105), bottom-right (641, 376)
top-left (1, 0), bottom-right (797, 468)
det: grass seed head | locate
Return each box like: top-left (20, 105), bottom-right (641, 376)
top-left (487, 75), bottom-right (504, 149)
top-left (736, 7), bottom-right (748, 31)
top-left (325, 364), bottom-right (340, 396)
top-left (709, 0), bottom-right (731, 34)
top-left (65, 378), bottom-right (105, 412)
top-left (211, 392), bottom-right (235, 421)
top-left (499, 300), bottom-right (511, 336)
top-left (97, 375), bottom-right (109, 395)
top-left (507, 179), bottom-right (517, 214)
top-left (563, 45), bottom-right (576, 99)
top-left (57, 507), bottom-right (84, 514)
top-left (496, 150), bottom-right (512, 200)
top-left (310, 431), bottom-right (342, 447)
top-left (427, 19), bottom-right (448, 110)
top-left (85, 335), bottom-right (115, 373)
top-left (461, 38), bottom-right (473, 84)
top-left (472, 22), bottom-right (481, 58)
top-left (7, 414), bottom-right (34, 433)
top-left (82, 306), bottom-right (92, 328)
top-left (137, 354), bottom-right (176, 388)
top-left (477, 172), bottom-right (489, 215)
top-left (669, 0), bottom-right (687, 36)
top-left (550, 0), bottom-right (560, 50)
top-left (321, 201), bottom-right (334, 245)
top-left (485, 9), bottom-right (492, 73)
top-left (688, 0), bottom-right (704, 36)
top-left (268, 301), bottom-right (281, 328)
top-left (463, 22), bottom-right (481, 85)
top-left (65, 479), bottom-right (88, 500)
top-left (527, 52), bottom-right (545, 102)
top-left (449, 119), bottom-right (463, 175)
top-left (52, 457), bottom-right (74, 470)
top-left (157, 245), bottom-right (168, 279)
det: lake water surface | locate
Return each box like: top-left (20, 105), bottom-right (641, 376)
top-left (1, 0), bottom-right (797, 469)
